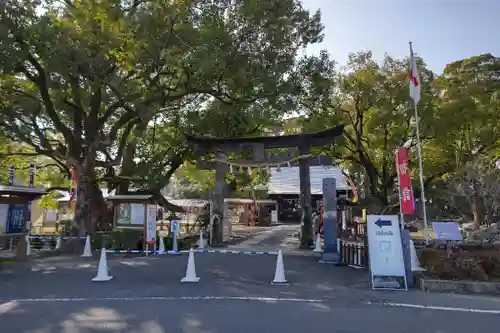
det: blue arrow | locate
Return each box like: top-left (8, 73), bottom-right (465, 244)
top-left (375, 218), bottom-right (392, 228)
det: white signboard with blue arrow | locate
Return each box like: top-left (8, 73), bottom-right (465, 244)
top-left (367, 215), bottom-right (408, 291)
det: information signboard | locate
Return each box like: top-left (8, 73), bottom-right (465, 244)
top-left (367, 214), bottom-right (407, 290)
top-left (271, 210), bottom-right (278, 224)
top-left (432, 222), bottom-right (462, 241)
top-left (145, 205), bottom-right (157, 245)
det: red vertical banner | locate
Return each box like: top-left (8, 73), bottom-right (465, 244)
top-left (396, 148), bottom-right (416, 215)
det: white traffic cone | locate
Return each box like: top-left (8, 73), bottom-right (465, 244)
top-left (198, 230), bottom-right (205, 249)
top-left (81, 235), bottom-right (92, 257)
top-left (271, 250), bottom-right (288, 285)
top-left (92, 248), bottom-right (113, 282)
top-left (55, 237), bottom-right (62, 250)
top-left (181, 248), bottom-right (200, 283)
top-left (158, 236), bottom-right (165, 253)
top-left (410, 239), bottom-right (425, 272)
top-left (26, 235), bottom-right (31, 256)
top-left (313, 234), bottom-right (322, 253)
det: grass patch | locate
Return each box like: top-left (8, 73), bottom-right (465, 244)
top-left (410, 228), bottom-right (436, 241)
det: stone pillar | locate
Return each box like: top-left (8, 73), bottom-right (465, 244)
top-left (211, 150), bottom-right (227, 246)
top-left (15, 234), bottom-right (28, 260)
top-left (320, 178), bottom-right (340, 263)
top-left (298, 145), bottom-right (313, 248)
top-left (400, 229), bottom-right (413, 288)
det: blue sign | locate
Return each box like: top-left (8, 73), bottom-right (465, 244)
top-left (171, 220), bottom-right (180, 234)
top-left (322, 178), bottom-right (338, 252)
top-left (320, 178), bottom-right (340, 264)
top-left (7, 204), bottom-right (25, 234)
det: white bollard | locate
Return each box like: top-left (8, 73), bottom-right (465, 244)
top-left (81, 235), bottom-right (92, 257)
top-left (26, 235), bottom-right (31, 256)
top-left (271, 250), bottom-right (288, 285)
top-left (55, 237), bottom-right (62, 250)
top-left (198, 230), bottom-right (205, 249)
top-left (313, 234), bottom-right (322, 253)
top-left (410, 239), bottom-right (425, 272)
top-left (92, 248), bottom-right (113, 282)
top-left (181, 248), bottom-right (200, 283)
top-left (158, 236), bottom-right (165, 253)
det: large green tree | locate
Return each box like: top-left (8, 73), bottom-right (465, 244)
top-left (427, 54), bottom-right (500, 225)
top-left (0, 0), bottom-right (326, 234)
top-left (298, 51), bottom-right (500, 219)
top-left (299, 51), bottom-right (436, 211)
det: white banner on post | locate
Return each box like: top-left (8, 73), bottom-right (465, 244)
top-left (367, 214), bottom-right (407, 290)
top-left (0, 204), bottom-right (9, 234)
top-left (145, 205), bottom-right (157, 245)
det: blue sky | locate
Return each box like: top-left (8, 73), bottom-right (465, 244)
top-left (301, 0), bottom-right (499, 74)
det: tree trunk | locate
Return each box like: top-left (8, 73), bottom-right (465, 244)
top-left (73, 147), bottom-right (108, 236)
top-left (472, 194), bottom-right (484, 229)
top-left (118, 123), bottom-right (147, 194)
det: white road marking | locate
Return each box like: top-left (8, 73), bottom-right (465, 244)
top-left (3, 296), bottom-right (499, 315)
top-left (2, 296), bottom-right (324, 303)
top-left (370, 301), bottom-right (500, 314)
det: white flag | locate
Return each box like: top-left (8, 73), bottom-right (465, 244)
top-left (409, 43), bottom-right (421, 105)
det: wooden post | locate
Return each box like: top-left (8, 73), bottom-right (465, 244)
top-left (211, 150), bottom-right (227, 246)
top-left (299, 145), bottom-right (313, 248)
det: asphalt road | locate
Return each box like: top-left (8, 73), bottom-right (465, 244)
top-left (1, 225), bottom-right (500, 332)
top-left (2, 296), bottom-right (500, 333)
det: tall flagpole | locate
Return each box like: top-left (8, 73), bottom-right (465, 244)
top-left (414, 101), bottom-right (429, 244)
top-left (409, 41), bottom-right (429, 245)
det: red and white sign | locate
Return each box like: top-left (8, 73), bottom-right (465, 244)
top-left (396, 148), bottom-right (415, 215)
top-left (145, 205), bottom-right (157, 245)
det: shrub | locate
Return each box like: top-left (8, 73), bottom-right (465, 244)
top-left (419, 247), bottom-right (497, 281)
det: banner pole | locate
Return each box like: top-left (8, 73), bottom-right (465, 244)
top-left (413, 103), bottom-right (429, 245)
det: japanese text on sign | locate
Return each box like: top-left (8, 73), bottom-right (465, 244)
top-left (145, 205), bottom-right (157, 245)
top-left (395, 148), bottom-right (415, 215)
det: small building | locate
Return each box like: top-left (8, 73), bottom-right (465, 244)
top-left (162, 199), bottom-right (210, 234)
top-left (223, 198), bottom-right (278, 227)
top-left (267, 165), bottom-right (353, 223)
top-left (0, 185), bottom-right (46, 259)
top-left (30, 189), bottom-right (115, 234)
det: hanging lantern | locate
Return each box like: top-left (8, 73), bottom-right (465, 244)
top-left (247, 166), bottom-right (252, 176)
top-left (229, 164), bottom-right (234, 174)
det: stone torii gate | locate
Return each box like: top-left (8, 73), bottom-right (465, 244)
top-left (185, 125), bottom-right (345, 247)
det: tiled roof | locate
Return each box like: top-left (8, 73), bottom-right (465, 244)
top-left (267, 166), bottom-right (350, 195)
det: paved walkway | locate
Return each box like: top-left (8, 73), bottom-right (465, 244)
top-left (228, 224), bottom-right (306, 254)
